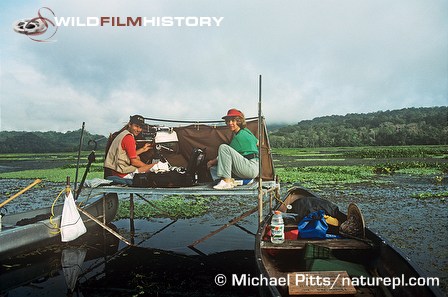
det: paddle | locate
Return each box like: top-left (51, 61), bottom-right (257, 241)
top-left (273, 193), bottom-right (292, 210)
top-left (0, 179), bottom-right (42, 208)
top-left (75, 139), bottom-right (97, 200)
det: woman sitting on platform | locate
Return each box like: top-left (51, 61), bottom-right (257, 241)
top-left (207, 109), bottom-right (259, 190)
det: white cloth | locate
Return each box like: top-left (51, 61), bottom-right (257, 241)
top-left (60, 191), bottom-right (86, 242)
top-left (84, 178), bottom-right (113, 188)
top-left (123, 169), bottom-right (139, 179)
top-left (150, 161), bottom-right (170, 173)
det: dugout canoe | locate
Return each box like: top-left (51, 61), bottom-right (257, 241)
top-left (255, 186), bottom-right (444, 297)
top-left (0, 222), bottom-right (120, 294)
top-left (0, 193), bottom-right (118, 258)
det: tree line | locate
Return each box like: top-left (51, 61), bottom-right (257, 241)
top-left (268, 106), bottom-right (447, 148)
top-left (0, 130), bottom-right (106, 153)
top-left (0, 106), bottom-right (446, 153)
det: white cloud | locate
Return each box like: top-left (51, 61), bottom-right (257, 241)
top-left (1, 0), bottom-right (447, 134)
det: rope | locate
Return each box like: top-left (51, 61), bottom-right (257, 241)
top-left (47, 184), bottom-right (91, 235)
top-left (144, 116), bottom-right (259, 124)
top-left (49, 188), bottom-right (65, 234)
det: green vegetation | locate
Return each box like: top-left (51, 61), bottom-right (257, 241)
top-left (0, 152), bottom-right (77, 161)
top-left (0, 145), bottom-right (446, 201)
top-left (117, 195), bottom-right (218, 219)
top-left (0, 166), bottom-right (103, 182)
top-left (276, 166), bottom-right (375, 189)
top-left (341, 146), bottom-right (447, 159)
top-left (0, 130), bottom-right (105, 153)
top-left (272, 146), bottom-right (447, 191)
top-left (1, 107), bottom-right (447, 154)
top-left (0, 151), bottom-right (105, 182)
top-left (373, 162), bottom-right (447, 175)
top-left (269, 107), bottom-right (448, 147)
top-left (411, 191), bottom-right (448, 200)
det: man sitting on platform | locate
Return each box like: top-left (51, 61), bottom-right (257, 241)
top-left (104, 115), bottom-right (167, 183)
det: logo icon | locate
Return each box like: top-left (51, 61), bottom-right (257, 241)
top-left (12, 7), bottom-right (58, 42)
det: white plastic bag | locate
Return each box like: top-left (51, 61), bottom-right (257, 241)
top-left (60, 191), bottom-right (86, 242)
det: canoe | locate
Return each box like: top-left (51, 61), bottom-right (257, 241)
top-left (255, 186), bottom-right (444, 297)
top-left (0, 223), bottom-right (120, 294)
top-left (0, 193), bottom-right (118, 258)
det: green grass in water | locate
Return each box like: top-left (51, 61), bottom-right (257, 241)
top-left (0, 165), bottom-right (104, 182)
top-left (277, 165), bottom-right (374, 184)
top-left (411, 191), bottom-right (448, 200)
top-left (117, 195), bottom-right (218, 219)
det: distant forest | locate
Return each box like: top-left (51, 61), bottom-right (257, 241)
top-left (268, 106), bottom-right (447, 148)
top-left (0, 130), bottom-right (106, 153)
top-left (0, 106), bottom-right (446, 153)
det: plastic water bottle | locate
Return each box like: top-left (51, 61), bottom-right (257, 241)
top-left (270, 210), bottom-right (284, 244)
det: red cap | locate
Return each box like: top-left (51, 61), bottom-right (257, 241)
top-left (222, 108), bottom-right (243, 119)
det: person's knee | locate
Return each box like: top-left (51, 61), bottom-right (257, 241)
top-left (218, 144), bottom-right (231, 154)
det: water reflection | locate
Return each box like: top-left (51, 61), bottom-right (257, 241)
top-left (61, 248), bottom-right (86, 293)
top-left (1, 214), bottom-right (260, 297)
top-left (80, 246), bottom-right (258, 297)
top-left (1, 225), bottom-right (120, 296)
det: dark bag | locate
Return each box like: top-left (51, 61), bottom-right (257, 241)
top-left (289, 196), bottom-right (339, 219)
top-left (132, 167), bottom-right (192, 188)
top-left (132, 148), bottom-right (206, 188)
top-left (186, 148), bottom-right (206, 182)
top-left (298, 210), bottom-right (328, 239)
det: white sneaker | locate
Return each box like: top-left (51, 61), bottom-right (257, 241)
top-left (213, 180), bottom-right (234, 190)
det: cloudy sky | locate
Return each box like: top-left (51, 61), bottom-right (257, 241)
top-left (1, 0), bottom-right (447, 135)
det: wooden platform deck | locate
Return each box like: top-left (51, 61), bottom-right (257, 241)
top-left (84, 180), bottom-right (279, 197)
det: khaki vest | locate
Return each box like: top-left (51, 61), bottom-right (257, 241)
top-left (104, 130), bottom-right (137, 174)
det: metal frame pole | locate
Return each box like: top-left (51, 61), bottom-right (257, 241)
top-left (74, 122), bottom-right (85, 194)
top-left (258, 75), bottom-right (263, 225)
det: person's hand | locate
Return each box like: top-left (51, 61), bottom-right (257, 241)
top-left (142, 143), bottom-right (152, 152)
top-left (136, 142), bottom-right (153, 156)
top-left (207, 159), bottom-right (217, 169)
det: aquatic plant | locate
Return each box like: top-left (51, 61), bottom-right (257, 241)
top-left (276, 165), bottom-right (375, 190)
top-left (373, 163), bottom-right (400, 174)
top-left (342, 146), bottom-right (447, 159)
top-left (116, 195), bottom-right (218, 219)
top-left (411, 191), bottom-right (448, 200)
top-left (0, 168), bottom-right (103, 182)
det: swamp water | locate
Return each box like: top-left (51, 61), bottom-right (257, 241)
top-left (0, 174), bottom-right (447, 296)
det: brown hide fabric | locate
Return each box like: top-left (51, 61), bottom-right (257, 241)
top-left (160, 119), bottom-right (274, 181)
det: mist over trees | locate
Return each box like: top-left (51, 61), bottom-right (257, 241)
top-left (0, 107), bottom-right (446, 153)
top-left (268, 107), bottom-right (447, 148)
